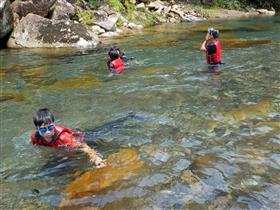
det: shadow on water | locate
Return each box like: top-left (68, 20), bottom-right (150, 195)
top-left (76, 112), bottom-right (144, 142)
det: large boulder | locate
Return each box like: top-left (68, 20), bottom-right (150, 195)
top-left (11, 0), bottom-right (56, 25)
top-left (95, 13), bottom-right (119, 31)
top-left (7, 13), bottom-right (99, 48)
top-left (51, 0), bottom-right (75, 20)
top-left (0, 0), bottom-right (13, 39)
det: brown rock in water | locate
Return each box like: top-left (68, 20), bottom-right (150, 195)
top-left (221, 38), bottom-right (271, 48)
top-left (60, 149), bottom-right (144, 208)
top-left (208, 100), bottom-right (273, 130)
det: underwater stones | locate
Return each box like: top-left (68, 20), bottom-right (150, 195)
top-left (49, 77), bottom-right (101, 90)
top-left (208, 100), bottom-right (273, 130)
top-left (60, 149), bottom-right (144, 206)
top-left (140, 144), bottom-right (171, 165)
top-left (181, 170), bottom-right (200, 185)
top-left (191, 155), bottom-right (214, 169)
top-left (139, 173), bottom-right (170, 187)
top-left (0, 91), bottom-right (27, 103)
top-left (173, 159), bottom-right (191, 172)
top-left (208, 194), bottom-right (233, 210)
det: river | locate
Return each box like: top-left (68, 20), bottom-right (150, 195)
top-left (1, 16), bottom-right (280, 209)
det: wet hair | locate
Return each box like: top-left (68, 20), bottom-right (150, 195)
top-left (108, 48), bottom-right (120, 61)
top-left (211, 30), bottom-right (219, 39)
top-left (33, 108), bottom-right (55, 127)
top-left (108, 46), bottom-right (125, 59)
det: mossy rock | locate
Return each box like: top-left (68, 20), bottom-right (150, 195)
top-left (221, 38), bottom-right (272, 48)
top-left (60, 149), bottom-right (144, 205)
top-left (48, 76), bottom-right (102, 90)
top-left (0, 91), bottom-right (27, 103)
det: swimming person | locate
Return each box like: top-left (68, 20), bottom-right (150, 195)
top-left (107, 46), bottom-right (125, 74)
top-left (30, 108), bottom-right (106, 168)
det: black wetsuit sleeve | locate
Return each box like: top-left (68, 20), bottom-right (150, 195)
top-left (109, 63), bottom-right (114, 72)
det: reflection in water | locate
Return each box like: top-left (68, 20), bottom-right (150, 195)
top-left (1, 16), bottom-right (280, 209)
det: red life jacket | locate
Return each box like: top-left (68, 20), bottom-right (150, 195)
top-left (31, 125), bottom-right (82, 148)
top-left (111, 58), bottom-right (125, 73)
top-left (206, 40), bottom-right (222, 65)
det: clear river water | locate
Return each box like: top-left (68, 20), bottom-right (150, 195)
top-left (1, 16), bottom-right (280, 209)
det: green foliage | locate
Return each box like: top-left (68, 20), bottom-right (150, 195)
top-left (210, 0), bottom-right (246, 10)
top-left (87, 0), bottom-right (101, 9)
top-left (246, 0), bottom-right (280, 13)
top-left (127, 10), bottom-right (165, 27)
top-left (123, 0), bottom-right (136, 11)
top-left (116, 19), bottom-right (124, 28)
top-left (108, 0), bottom-right (125, 14)
top-left (77, 11), bottom-right (95, 26)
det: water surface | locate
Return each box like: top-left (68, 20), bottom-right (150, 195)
top-left (1, 16), bottom-right (280, 209)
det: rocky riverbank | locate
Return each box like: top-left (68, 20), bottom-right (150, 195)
top-left (0, 0), bottom-right (275, 49)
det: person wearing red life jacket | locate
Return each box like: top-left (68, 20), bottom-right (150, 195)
top-left (30, 108), bottom-right (106, 168)
top-left (200, 28), bottom-right (222, 70)
top-left (107, 46), bottom-right (125, 74)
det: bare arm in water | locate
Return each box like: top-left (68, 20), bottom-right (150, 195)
top-left (78, 142), bottom-right (106, 168)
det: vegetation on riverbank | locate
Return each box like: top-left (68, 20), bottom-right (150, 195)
top-left (81, 0), bottom-right (279, 15)
top-left (75, 0), bottom-right (278, 28)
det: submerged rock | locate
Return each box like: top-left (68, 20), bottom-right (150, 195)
top-left (60, 149), bottom-right (144, 208)
top-left (181, 170), bottom-right (200, 185)
top-left (222, 38), bottom-right (272, 48)
top-left (0, 91), bottom-right (27, 103)
top-left (48, 77), bottom-right (102, 90)
top-left (208, 100), bottom-right (273, 130)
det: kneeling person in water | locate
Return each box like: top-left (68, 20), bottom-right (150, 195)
top-left (30, 108), bottom-right (106, 168)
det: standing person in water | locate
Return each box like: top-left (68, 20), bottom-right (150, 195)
top-left (107, 46), bottom-right (125, 75)
top-left (200, 28), bottom-right (222, 71)
top-left (30, 108), bottom-right (106, 168)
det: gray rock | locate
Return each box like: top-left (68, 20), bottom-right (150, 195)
top-left (173, 159), bottom-right (191, 172)
top-left (0, 0), bottom-right (13, 39)
top-left (95, 13), bottom-right (119, 31)
top-left (7, 13), bottom-right (99, 48)
top-left (257, 9), bottom-right (275, 15)
top-left (91, 25), bottom-right (105, 35)
top-left (136, 3), bottom-right (145, 10)
top-left (51, 0), bottom-right (76, 20)
top-left (181, 15), bottom-right (206, 22)
top-left (11, 0), bottom-right (56, 20)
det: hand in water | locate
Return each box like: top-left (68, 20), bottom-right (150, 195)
top-left (93, 157), bottom-right (107, 168)
top-left (89, 152), bottom-right (106, 168)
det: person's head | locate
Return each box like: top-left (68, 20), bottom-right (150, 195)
top-left (208, 28), bottom-right (219, 39)
top-left (108, 46), bottom-right (124, 59)
top-left (108, 48), bottom-right (120, 61)
top-left (33, 108), bottom-right (56, 139)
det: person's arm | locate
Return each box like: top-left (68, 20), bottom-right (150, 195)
top-left (200, 32), bottom-right (210, 51)
top-left (77, 142), bottom-right (106, 168)
top-left (108, 62), bottom-right (114, 72)
top-left (58, 132), bottom-right (106, 168)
